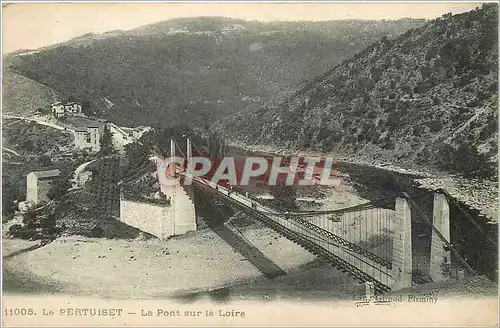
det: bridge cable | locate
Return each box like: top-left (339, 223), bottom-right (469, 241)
top-left (174, 140), bottom-right (187, 160)
top-left (286, 212), bottom-right (391, 266)
top-left (293, 188), bottom-right (434, 217)
top-left (265, 214), bottom-right (391, 281)
top-left (271, 208), bottom-right (383, 285)
top-left (191, 141), bottom-right (204, 155)
top-left (347, 179), bottom-right (432, 204)
top-left (440, 189), bottom-right (497, 247)
top-left (251, 190), bottom-right (402, 265)
top-left (289, 189), bottom-right (422, 217)
top-left (195, 165), bottom-right (407, 269)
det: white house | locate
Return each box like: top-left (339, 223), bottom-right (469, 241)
top-left (52, 101), bottom-right (83, 118)
top-left (51, 102), bottom-right (65, 118)
top-left (64, 102), bottom-right (83, 114)
top-left (105, 125), bottom-right (152, 151)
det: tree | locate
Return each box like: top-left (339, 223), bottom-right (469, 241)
top-left (2, 180), bottom-right (22, 217)
top-left (47, 175), bottom-right (71, 200)
top-left (22, 210), bottom-right (37, 237)
top-left (81, 100), bottom-right (95, 117)
top-left (438, 142), bottom-right (497, 179)
top-left (99, 125), bottom-right (115, 157)
top-left (41, 213), bottom-right (58, 236)
top-left (207, 133), bottom-right (227, 158)
top-left (429, 119), bottom-right (443, 133)
top-left (38, 154), bottom-right (52, 166)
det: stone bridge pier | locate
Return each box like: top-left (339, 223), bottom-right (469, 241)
top-left (390, 191), bottom-right (454, 289)
top-left (390, 191), bottom-right (454, 290)
top-left (430, 191), bottom-right (451, 282)
top-left (119, 138), bottom-right (197, 240)
top-left (119, 180), bottom-right (197, 240)
top-left (390, 195), bottom-right (413, 290)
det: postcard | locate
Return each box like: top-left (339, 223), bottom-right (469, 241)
top-left (2, 2), bottom-right (498, 326)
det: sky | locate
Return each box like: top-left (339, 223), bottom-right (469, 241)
top-left (2, 2), bottom-right (488, 54)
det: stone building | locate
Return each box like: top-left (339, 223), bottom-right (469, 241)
top-left (74, 124), bottom-right (105, 152)
top-left (26, 169), bottom-right (61, 204)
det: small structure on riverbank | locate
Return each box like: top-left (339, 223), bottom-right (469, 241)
top-left (26, 169), bottom-right (61, 204)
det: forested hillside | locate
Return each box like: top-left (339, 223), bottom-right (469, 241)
top-left (219, 5), bottom-right (498, 179)
top-left (6, 17), bottom-right (424, 128)
top-left (2, 68), bottom-right (59, 116)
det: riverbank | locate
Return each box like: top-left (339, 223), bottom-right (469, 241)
top-left (2, 222), bottom-right (320, 299)
top-left (174, 262), bottom-right (364, 303)
top-left (229, 142), bottom-right (497, 221)
top-left (4, 155), bottom-right (376, 299)
top-left (2, 230), bottom-right (260, 299)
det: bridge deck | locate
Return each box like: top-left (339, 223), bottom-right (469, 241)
top-left (183, 174), bottom-right (394, 291)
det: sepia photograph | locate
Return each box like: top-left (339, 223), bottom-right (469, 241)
top-left (1, 1), bottom-right (498, 326)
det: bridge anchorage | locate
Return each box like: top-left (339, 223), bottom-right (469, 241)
top-left (121, 137), bottom-right (482, 294)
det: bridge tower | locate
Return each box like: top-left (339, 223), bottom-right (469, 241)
top-left (119, 138), bottom-right (197, 240)
top-left (390, 194), bottom-right (413, 290)
top-left (429, 191), bottom-right (451, 282)
top-left (186, 137), bottom-right (192, 174)
top-left (159, 139), bottom-right (197, 237)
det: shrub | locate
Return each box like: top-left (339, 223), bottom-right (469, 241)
top-left (47, 176), bottom-right (71, 200)
top-left (9, 221), bottom-right (35, 240)
top-left (429, 119), bottom-right (443, 133)
top-left (438, 142), bottom-right (497, 179)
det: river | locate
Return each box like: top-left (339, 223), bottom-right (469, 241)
top-left (172, 147), bottom-right (496, 302)
top-left (224, 147), bottom-right (497, 282)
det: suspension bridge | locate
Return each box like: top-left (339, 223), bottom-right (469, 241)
top-left (119, 138), bottom-right (486, 294)
top-left (178, 138), bottom-right (478, 292)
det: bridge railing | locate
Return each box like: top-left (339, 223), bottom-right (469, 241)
top-left (189, 177), bottom-right (401, 291)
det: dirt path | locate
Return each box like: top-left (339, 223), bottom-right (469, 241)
top-left (2, 147), bottom-right (22, 157)
top-left (3, 114), bottom-right (76, 138)
top-left (71, 159), bottom-right (96, 188)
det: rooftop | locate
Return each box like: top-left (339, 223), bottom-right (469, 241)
top-left (64, 116), bottom-right (106, 128)
top-left (29, 169), bottom-right (61, 179)
top-left (122, 126), bottom-right (151, 132)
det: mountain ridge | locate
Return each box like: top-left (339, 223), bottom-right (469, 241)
top-left (4, 16), bottom-right (427, 56)
top-left (6, 17), bottom-right (425, 128)
top-left (217, 4), bottom-right (498, 180)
